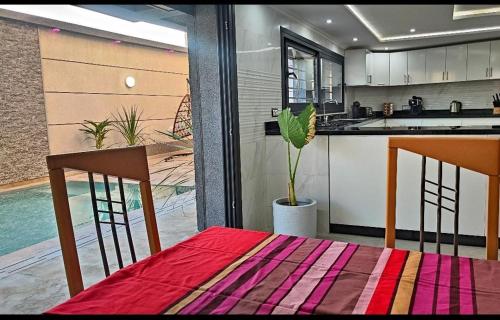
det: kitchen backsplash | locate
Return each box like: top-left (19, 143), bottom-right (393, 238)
top-left (346, 79), bottom-right (500, 111)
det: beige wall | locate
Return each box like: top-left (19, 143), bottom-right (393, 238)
top-left (38, 28), bottom-right (189, 154)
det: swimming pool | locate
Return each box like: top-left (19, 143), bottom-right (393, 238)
top-left (0, 180), bottom-right (194, 256)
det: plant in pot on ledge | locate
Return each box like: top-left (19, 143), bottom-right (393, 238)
top-left (273, 103), bottom-right (317, 238)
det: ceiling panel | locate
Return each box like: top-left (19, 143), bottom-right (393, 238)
top-left (278, 5), bottom-right (500, 52)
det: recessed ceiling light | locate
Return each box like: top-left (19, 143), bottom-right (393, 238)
top-left (267, 42), bottom-right (272, 46)
top-left (385, 47), bottom-right (389, 50)
top-left (51, 27), bottom-right (60, 33)
top-left (326, 19), bottom-right (332, 24)
top-left (353, 37), bottom-right (358, 42)
top-left (346, 4), bottom-right (500, 42)
top-left (410, 28), bottom-right (416, 33)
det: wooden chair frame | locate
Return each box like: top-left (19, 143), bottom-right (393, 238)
top-left (385, 137), bottom-right (500, 260)
top-left (46, 146), bottom-right (161, 297)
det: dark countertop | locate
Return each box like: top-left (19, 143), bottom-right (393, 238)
top-left (265, 108), bottom-right (500, 136)
top-left (389, 108), bottom-right (500, 118)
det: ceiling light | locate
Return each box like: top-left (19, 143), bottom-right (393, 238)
top-left (346, 4), bottom-right (500, 42)
top-left (453, 5), bottom-right (500, 20)
top-left (385, 47), bottom-right (389, 50)
top-left (353, 37), bottom-right (358, 42)
top-left (113, 40), bottom-right (121, 44)
top-left (326, 19), bottom-right (332, 24)
top-left (410, 28), bottom-right (416, 33)
top-left (51, 27), bottom-right (60, 32)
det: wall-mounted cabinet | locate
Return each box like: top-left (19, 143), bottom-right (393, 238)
top-left (389, 51), bottom-right (407, 86)
top-left (467, 41), bottom-right (491, 81)
top-left (367, 52), bottom-right (390, 86)
top-left (445, 44), bottom-right (467, 82)
top-left (407, 49), bottom-right (426, 84)
top-left (345, 49), bottom-right (368, 86)
top-left (491, 40), bottom-right (500, 79)
top-left (345, 39), bottom-right (500, 87)
top-left (425, 47), bottom-right (446, 83)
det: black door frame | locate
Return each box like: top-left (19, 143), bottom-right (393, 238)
top-left (216, 4), bottom-right (243, 228)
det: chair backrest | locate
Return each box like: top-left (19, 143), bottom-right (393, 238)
top-left (46, 146), bottom-right (161, 297)
top-left (385, 137), bottom-right (500, 260)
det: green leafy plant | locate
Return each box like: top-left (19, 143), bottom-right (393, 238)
top-left (79, 119), bottom-right (112, 149)
top-left (153, 115), bottom-right (194, 209)
top-left (277, 103), bottom-right (316, 206)
top-left (113, 105), bottom-right (145, 146)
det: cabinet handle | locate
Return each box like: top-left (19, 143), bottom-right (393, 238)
top-left (491, 67), bottom-right (493, 78)
top-left (367, 74), bottom-right (372, 84)
top-left (407, 74), bottom-right (410, 84)
top-left (446, 71), bottom-right (449, 80)
top-left (486, 68), bottom-right (489, 78)
top-left (442, 71), bottom-right (445, 81)
top-left (403, 74), bottom-right (406, 84)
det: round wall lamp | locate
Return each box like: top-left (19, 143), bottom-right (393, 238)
top-left (125, 76), bottom-right (136, 88)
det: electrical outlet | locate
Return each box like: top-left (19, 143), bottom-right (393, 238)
top-left (271, 108), bottom-right (280, 117)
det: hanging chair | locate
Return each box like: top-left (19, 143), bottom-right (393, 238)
top-left (172, 79), bottom-right (192, 139)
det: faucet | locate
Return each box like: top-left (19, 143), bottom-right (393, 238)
top-left (320, 99), bottom-right (338, 125)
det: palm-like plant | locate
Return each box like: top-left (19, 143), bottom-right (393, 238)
top-left (79, 119), bottom-right (112, 149)
top-left (113, 105), bottom-right (145, 146)
top-left (152, 112), bottom-right (194, 209)
top-left (277, 103), bottom-right (316, 206)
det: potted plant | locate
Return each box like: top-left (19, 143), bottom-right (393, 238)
top-left (273, 103), bottom-right (317, 237)
top-left (79, 119), bottom-right (112, 150)
top-left (113, 105), bottom-right (145, 146)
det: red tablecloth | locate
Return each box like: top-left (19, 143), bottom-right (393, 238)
top-left (48, 226), bottom-right (500, 314)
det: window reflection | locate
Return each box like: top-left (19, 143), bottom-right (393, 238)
top-left (287, 46), bottom-right (317, 104)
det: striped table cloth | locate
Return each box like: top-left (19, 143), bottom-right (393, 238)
top-left (48, 226), bottom-right (500, 314)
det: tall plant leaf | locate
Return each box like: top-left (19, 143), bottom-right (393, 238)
top-left (278, 108), bottom-right (307, 149)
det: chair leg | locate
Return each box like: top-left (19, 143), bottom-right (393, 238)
top-left (419, 156), bottom-right (426, 253)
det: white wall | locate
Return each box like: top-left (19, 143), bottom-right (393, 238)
top-left (235, 5), bottom-right (343, 231)
top-left (347, 79), bottom-right (500, 111)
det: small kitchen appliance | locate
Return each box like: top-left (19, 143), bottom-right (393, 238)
top-left (351, 101), bottom-right (361, 118)
top-left (449, 100), bottom-right (462, 114)
top-left (409, 96), bottom-right (424, 115)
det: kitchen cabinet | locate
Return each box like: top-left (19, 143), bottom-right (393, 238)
top-left (367, 52), bottom-right (389, 86)
top-left (467, 41), bottom-right (491, 81)
top-left (345, 49), bottom-right (369, 86)
top-left (407, 49), bottom-right (426, 84)
top-left (490, 40), bottom-right (500, 79)
top-left (329, 135), bottom-right (489, 236)
top-left (445, 44), bottom-right (467, 82)
top-left (425, 47), bottom-right (446, 83)
top-left (389, 51), bottom-right (407, 86)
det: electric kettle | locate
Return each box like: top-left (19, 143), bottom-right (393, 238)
top-left (450, 100), bottom-right (462, 114)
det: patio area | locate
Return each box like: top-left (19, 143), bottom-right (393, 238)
top-left (0, 151), bottom-right (197, 314)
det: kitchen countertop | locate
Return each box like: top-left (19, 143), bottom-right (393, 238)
top-left (265, 108), bottom-right (500, 136)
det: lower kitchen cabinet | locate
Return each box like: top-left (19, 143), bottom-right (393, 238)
top-left (329, 135), bottom-right (488, 237)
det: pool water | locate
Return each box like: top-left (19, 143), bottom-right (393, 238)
top-left (0, 181), bottom-right (193, 256)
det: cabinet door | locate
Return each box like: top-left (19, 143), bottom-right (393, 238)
top-left (370, 52), bottom-right (390, 86)
top-left (389, 51), bottom-right (407, 86)
top-left (345, 49), bottom-right (368, 86)
top-left (467, 41), bottom-right (491, 81)
top-left (366, 52), bottom-right (373, 84)
top-left (490, 40), bottom-right (500, 79)
top-left (407, 49), bottom-right (426, 84)
top-left (425, 47), bottom-right (446, 83)
top-left (445, 44), bottom-right (467, 82)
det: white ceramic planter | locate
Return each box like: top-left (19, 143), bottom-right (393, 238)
top-left (272, 198), bottom-right (317, 238)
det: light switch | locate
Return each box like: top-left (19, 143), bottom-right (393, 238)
top-left (271, 108), bottom-right (280, 117)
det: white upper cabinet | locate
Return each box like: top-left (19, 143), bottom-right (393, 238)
top-left (407, 49), bottom-right (426, 84)
top-left (345, 49), bottom-right (368, 86)
top-left (425, 47), bottom-right (446, 83)
top-left (389, 51), bottom-right (407, 86)
top-left (445, 44), bottom-right (467, 82)
top-left (368, 52), bottom-right (390, 86)
top-left (467, 41), bottom-right (491, 81)
top-left (490, 40), bottom-right (500, 79)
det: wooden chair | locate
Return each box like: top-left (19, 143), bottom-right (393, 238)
top-left (46, 146), bottom-right (161, 297)
top-left (385, 137), bottom-right (500, 260)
